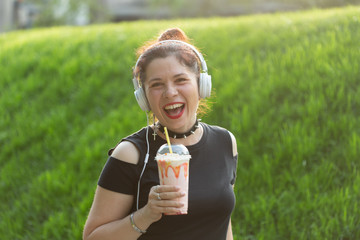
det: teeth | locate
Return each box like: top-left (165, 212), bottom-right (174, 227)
top-left (165, 103), bottom-right (183, 110)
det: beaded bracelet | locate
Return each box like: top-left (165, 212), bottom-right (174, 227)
top-left (130, 212), bottom-right (147, 234)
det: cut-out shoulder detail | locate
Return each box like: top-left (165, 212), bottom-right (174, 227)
top-left (227, 131), bottom-right (238, 157)
top-left (110, 141), bottom-right (140, 165)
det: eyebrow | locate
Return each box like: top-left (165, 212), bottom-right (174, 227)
top-left (173, 73), bottom-right (188, 78)
top-left (148, 77), bottom-right (162, 83)
top-left (148, 73), bottom-right (189, 83)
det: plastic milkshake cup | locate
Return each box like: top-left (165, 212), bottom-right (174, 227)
top-left (155, 143), bottom-right (191, 215)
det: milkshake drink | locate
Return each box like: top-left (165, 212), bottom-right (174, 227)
top-left (155, 144), bottom-right (191, 214)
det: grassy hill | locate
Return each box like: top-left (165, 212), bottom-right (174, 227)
top-left (1, 5), bottom-right (359, 240)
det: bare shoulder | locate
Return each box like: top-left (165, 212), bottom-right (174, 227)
top-left (111, 140), bottom-right (140, 165)
top-left (227, 131), bottom-right (238, 157)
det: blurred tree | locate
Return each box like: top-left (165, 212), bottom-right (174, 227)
top-left (26, 0), bottom-right (359, 28)
top-left (28, 0), bottom-right (110, 27)
top-left (268, 0), bottom-right (358, 8)
top-left (151, 0), bottom-right (358, 17)
top-left (150, 0), bottom-right (230, 17)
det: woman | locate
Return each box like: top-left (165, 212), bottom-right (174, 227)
top-left (83, 28), bottom-right (238, 240)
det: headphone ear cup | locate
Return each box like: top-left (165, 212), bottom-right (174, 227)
top-left (199, 73), bottom-right (212, 99)
top-left (134, 87), bottom-right (150, 112)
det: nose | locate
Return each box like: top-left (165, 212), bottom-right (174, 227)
top-left (163, 83), bottom-right (178, 98)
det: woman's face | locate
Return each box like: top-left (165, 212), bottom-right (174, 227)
top-left (144, 55), bottom-right (199, 133)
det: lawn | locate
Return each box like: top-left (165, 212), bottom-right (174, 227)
top-left (1, 5), bottom-right (359, 239)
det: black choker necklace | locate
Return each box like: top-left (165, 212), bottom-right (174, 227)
top-left (154, 119), bottom-right (201, 140)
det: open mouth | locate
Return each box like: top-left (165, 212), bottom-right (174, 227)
top-left (163, 103), bottom-right (185, 119)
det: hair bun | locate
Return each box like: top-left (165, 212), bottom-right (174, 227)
top-left (158, 28), bottom-right (189, 42)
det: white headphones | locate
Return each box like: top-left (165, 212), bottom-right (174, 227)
top-left (132, 40), bottom-right (212, 112)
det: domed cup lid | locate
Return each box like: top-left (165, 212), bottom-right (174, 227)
top-left (157, 143), bottom-right (190, 155)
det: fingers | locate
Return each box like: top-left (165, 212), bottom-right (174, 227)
top-left (154, 185), bottom-right (181, 193)
top-left (148, 185), bottom-right (185, 214)
top-left (151, 185), bottom-right (185, 200)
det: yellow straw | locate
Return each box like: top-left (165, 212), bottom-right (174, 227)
top-left (163, 127), bottom-right (173, 154)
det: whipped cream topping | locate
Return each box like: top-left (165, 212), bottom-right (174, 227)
top-left (155, 153), bottom-right (191, 161)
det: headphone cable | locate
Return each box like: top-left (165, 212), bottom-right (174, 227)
top-left (136, 112), bottom-right (150, 210)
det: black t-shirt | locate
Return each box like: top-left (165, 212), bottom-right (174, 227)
top-left (98, 123), bottom-right (238, 240)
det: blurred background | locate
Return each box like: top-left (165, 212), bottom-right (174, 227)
top-left (1, 0), bottom-right (360, 239)
top-left (1, 0), bottom-right (359, 33)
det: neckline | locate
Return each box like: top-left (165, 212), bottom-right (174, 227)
top-left (150, 122), bottom-right (208, 151)
top-left (156, 119), bottom-right (200, 139)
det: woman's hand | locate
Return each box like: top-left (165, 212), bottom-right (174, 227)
top-left (142, 185), bottom-right (185, 222)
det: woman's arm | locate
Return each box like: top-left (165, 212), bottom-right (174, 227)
top-left (227, 131), bottom-right (237, 240)
top-left (83, 141), bottom-right (184, 240)
top-left (83, 186), bottom-right (150, 240)
top-left (83, 141), bottom-right (150, 240)
top-left (226, 218), bottom-right (234, 240)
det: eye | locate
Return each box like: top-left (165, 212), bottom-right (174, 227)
top-left (149, 82), bottom-right (163, 88)
top-left (176, 78), bottom-right (187, 83)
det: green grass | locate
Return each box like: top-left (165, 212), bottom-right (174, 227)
top-left (1, 5), bottom-right (360, 240)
